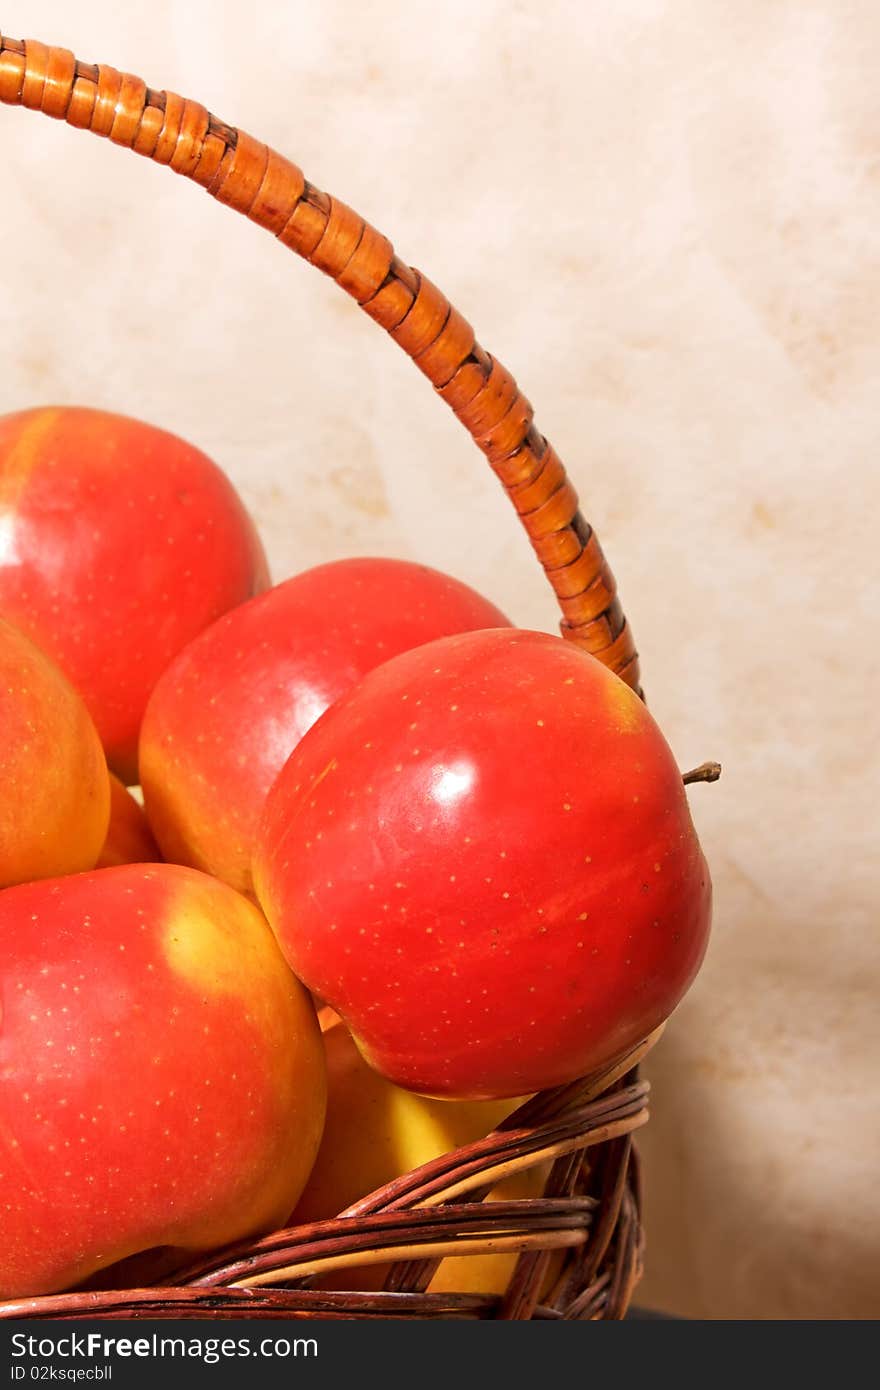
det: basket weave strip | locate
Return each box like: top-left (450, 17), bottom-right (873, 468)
top-left (565, 1186), bottom-right (643, 1320)
top-left (0, 31), bottom-right (639, 690)
top-left (339, 1079), bottom-right (650, 1215)
top-left (0, 1288), bottom-right (499, 1321)
top-left (172, 1199), bottom-right (596, 1290)
top-left (497, 1148), bottom-right (585, 1321)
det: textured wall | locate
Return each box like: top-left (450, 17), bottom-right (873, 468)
top-left (2, 0), bottom-right (878, 1319)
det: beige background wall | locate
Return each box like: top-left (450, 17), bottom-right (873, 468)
top-left (2, 0), bottom-right (877, 1319)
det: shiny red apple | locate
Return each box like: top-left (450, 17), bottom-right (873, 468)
top-left (0, 863), bottom-right (326, 1298)
top-left (0, 405), bottom-right (269, 782)
top-left (254, 628), bottom-right (712, 1100)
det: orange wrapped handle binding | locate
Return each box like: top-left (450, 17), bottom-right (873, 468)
top-left (0, 31), bottom-right (639, 692)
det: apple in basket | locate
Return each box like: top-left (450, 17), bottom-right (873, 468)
top-left (0, 863), bottom-right (326, 1299)
top-left (292, 1011), bottom-right (562, 1297)
top-left (0, 405), bottom-right (269, 784)
top-left (0, 614), bottom-right (110, 889)
top-left (255, 627), bottom-right (712, 1101)
top-left (96, 775), bottom-right (162, 869)
top-left (139, 556), bottom-right (511, 897)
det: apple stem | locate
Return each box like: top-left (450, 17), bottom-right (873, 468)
top-left (682, 761), bottom-right (722, 786)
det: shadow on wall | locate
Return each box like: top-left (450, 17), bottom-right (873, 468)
top-left (636, 987), bottom-right (879, 1321)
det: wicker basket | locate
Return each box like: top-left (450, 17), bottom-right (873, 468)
top-left (1, 31), bottom-right (670, 1322)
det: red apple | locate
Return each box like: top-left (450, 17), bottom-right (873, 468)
top-left (0, 614), bottom-right (110, 888)
top-left (0, 405), bottom-right (269, 782)
top-left (96, 775), bottom-right (162, 868)
top-left (0, 863), bottom-right (326, 1298)
top-left (139, 558), bottom-right (510, 896)
top-left (254, 629), bottom-right (712, 1100)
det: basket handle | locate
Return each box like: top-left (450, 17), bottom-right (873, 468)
top-left (0, 33), bottom-right (639, 691)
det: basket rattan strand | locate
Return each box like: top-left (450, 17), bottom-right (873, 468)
top-left (2, 32), bottom-right (655, 1321)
